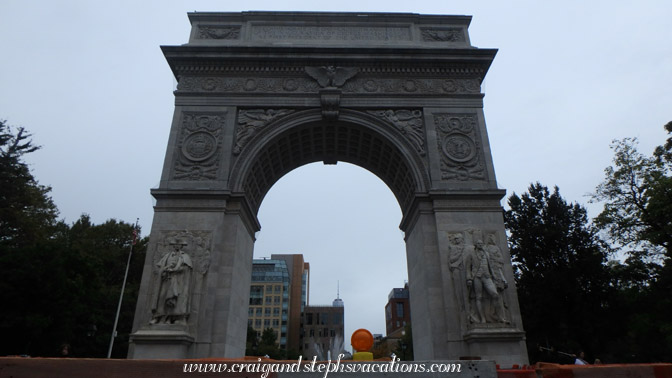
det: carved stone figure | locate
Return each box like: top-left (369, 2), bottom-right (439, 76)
top-left (151, 238), bottom-right (193, 325)
top-left (368, 110), bottom-right (425, 156)
top-left (464, 239), bottom-right (507, 324)
top-left (486, 234), bottom-right (509, 322)
top-left (234, 109), bottom-right (293, 154)
top-left (305, 66), bottom-right (359, 88)
top-left (448, 232), bottom-right (466, 271)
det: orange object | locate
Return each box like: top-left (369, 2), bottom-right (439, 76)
top-left (351, 328), bottom-right (374, 352)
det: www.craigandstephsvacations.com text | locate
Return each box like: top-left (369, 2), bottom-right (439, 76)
top-left (183, 355), bottom-right (462, 377)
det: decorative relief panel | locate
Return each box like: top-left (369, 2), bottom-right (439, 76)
top-left (367, 110), bottom-right (425, 156)
top-left (234, 109), bottom-right (294, 155)
top-left (434, 114), bottom-right (486, 181)
top-left (150, 230), bottom-right (211, 325)
top-left (444, 229), bottom-right (510, 328)
top-left (420, 28), bottom-right (464, 42)
top-left (172, 113), bottom-right (226, 181)
top-left (177, 76), bottom-right (320, 93)
top-left (197, 25), bottom-right (241, 39)
top-left (177, 76), bottom-right (480, 95)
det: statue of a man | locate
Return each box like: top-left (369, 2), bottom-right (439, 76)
top-left (151, 239), bottom-right (193, 325)
top-left (464, 239), bottom-right (506, 323)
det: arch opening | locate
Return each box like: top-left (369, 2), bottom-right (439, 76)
top-left (236, 115), bottom-right (425, 219)
top-left (253, 162), bottom-right (408, 354)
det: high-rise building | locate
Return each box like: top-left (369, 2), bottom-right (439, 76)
top-left (248, 258), bottom-right (291, 349)
top-left (385, 283), bottom-right (410, 337)
top-left (271, 254), bottom-right (310, 352)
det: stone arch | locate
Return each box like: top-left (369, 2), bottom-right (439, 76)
top-left (129, 11), bottom-right (529, 366)
top-left (230, 109), bottom-right (430, 219)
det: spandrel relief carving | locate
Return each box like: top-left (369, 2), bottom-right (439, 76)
top-left (368, 110), bottom-right (425, 156)
top-left (172, 113), bottom-right (226, 181)
top-left (446, 230), bottom-right (510, 328)
top-left (234, 109), bottom-right (294, 155)
top-left (149, 231), bottom-right (211, 326)
top-left (434, 114), bottom-right (486, 181)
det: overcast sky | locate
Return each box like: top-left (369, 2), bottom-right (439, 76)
top-left (1, 1), bottom-right (670, 354)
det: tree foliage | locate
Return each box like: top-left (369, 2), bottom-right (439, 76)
top-left (0, 120), bottom-right (58, 248)
top-left (505, 183), bottom-right (611, 363)
top-left (592, 131), bottom-right (672, 260)
top-left (0, 121), bottom-right (146, 357)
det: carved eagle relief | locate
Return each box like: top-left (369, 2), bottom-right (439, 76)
top-left (305, 66), bottom-right (360, 88)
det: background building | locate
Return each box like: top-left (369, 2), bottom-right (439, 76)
top-left (300, 302), bottom-right (345, 359)
top-left (271, 254), bottom-right (310, 353)
top-left (385, 283), bottom-right (410, 338)
top-left (248, 258), bottom-right (291, 349)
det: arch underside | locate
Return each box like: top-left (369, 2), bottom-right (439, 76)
top-left (239, 119), bottom-right (423, 216)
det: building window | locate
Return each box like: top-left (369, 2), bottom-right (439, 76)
top-left (274, 296), bottom-right (281, 304)
top-left (273, 319), bottom-right (279, 326)
top-left (255, 319), bottom-right (261, 327)
top-left (275, 285), bottom-right (281, 293)
top-left (306, 313), bottom-right (313, 325)
top-left (273, 307), bottom-right (280, 316)
top-left (330, 329), bottom-right (335, 337)
top-left (248, 308), bottom-right (254, 316)
top-left (332, 313), bottom-right (340, 324)
top-left (396, 302), bottom-right (404, 318)
top-left (256, 308), bottom-right (263, 317)
top-left (265, 308), bottom-right (271, 317)
top-left (309, 329), bottom-right (314, 337)
top-left (266, 285), bottom-right (273, 292)
top-left (264, 319), bottom-right (270, 327)
top-left (265, 296), bottom-right (272, 305)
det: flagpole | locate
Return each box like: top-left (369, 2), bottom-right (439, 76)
top-left (107, 218), bottom-right (139, 359)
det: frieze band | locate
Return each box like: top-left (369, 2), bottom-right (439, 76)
top-left (177, 76), bottom-right (480, 94)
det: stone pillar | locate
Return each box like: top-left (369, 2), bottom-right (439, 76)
top-left (403, 193), bottom-right (528, 366)
top-left (129, 194), bottom-right (257, 358)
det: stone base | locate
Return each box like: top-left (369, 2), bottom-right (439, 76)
top-left (463, 327), bottom-right (528, 368)
top-left (129, 328), bottom-right (194, 359)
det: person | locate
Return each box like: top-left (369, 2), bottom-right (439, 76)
top-left (574, 351), bottom-right (588, 365)
top-left (151, 239), bottom-right (193, 325)
top-left (465, 239), bottom-right (506, 323)
top-left (58, 343), bottom-right (71, 357)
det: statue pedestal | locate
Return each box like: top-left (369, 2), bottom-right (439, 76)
top-left (129, 327), bottom-right (194, 359)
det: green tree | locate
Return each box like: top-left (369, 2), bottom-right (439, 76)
top-left (392, 323), bottom-right (413, 361)
top-left (505, 183), bottom-right (611, 363)
top-left (256, 327), bottom-right (286, 359)
top-left (592, 130), bottom-right (672, 260)
top-left (0, 120), bottom-right (58, 249)
top-left (590, 124), bottom-right (672, 362)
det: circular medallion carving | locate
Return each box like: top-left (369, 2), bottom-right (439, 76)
top-left (363, 80), bottom-right (378, 92)
top-left (403, 80), bottom-right (417, 92)
top-left (182, 132), bottom-right (217, 162)
top-left (244, 79), bottom-right (257, 91)
top-left (442, 134), bottom-right (476, 163)
top-left (282, 78), bottom-right (298, 91)
top-left (201, 78), bottom-right (217, 91)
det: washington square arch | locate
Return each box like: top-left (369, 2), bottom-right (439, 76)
top-left (129, 11), bottom-right (529, 365)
